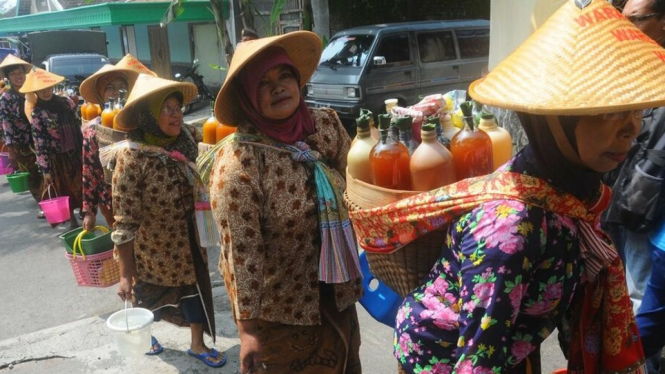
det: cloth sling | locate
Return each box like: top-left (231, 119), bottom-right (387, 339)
top-left (197, 133), bottom-right (361, 284)
top-left (349, 171), bottom-right (646, 373)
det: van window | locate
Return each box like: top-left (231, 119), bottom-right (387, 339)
top-left (417, 31), bottom-right (456, 63)
top-left (374, 33), bottom-right (411, 66)
top-left (456, 28), bottom-right (490, 59)
top-left (319, 35), bottom-right (375, 68)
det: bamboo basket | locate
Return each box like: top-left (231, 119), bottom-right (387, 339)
top-left (345, 169), bottom-right (445, 297)
top-left (96, 125), bottom-right (127, 184)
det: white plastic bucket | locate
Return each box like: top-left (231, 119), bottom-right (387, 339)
top-left (106, 307), bottom-right (154, 357)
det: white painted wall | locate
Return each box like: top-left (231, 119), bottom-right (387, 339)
top-left (192, 23), bottom-right (226, 87)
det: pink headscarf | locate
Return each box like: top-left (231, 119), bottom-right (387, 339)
top-left (237, 47), bottom-right (314, 144)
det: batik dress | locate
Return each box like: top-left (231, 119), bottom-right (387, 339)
top-left (81, 124), bottom-right (112, 217)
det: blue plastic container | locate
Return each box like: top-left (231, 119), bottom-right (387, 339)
top-left (649, 219), bottom-right (665, 251)
top-left (358, 251), bottom-right (403, 327)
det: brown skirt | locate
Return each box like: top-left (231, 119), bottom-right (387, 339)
top-left (46, 150), bottom-right (83, 211)
top-left (252, 285), bottom-right (362, 374)
top-left (13, 144), bottom-right (42, 203)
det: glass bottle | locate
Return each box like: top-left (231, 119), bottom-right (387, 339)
top-left (478, 112), bottom-right (513, 171)
top-left (80, 101), bottom-right (90, 121)
top-left (347, 113), bottom-right (378, 184)
top-left (395, 115), bottom-right (418, 155)
top-left (112, 91), bottom-right (125, 130)
top-left (410, 123), bottom-right (456, 191)
top-left (429, 115), bottom-right (451, 149)
top-left (101, 100), bottom-right (115, 128)
top-left (216, 121), bottom-right (236, 143)
top-left (369, 113), bottom-right (412, 190)
top-left (202, 101), bottom-right (219, 144)
top-left (441, 112), bottom-right (459, 144)
top-left (450, 109), bottom-right (493, 180)
top-left (86, 102), bottom-right (101, 120)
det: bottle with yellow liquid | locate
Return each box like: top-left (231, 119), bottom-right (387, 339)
top-left (101, 99), bottom-right (115, 128)
top-left (347, 113), bottom-right (377, 184)
top-left (410, 122), bottom-right (456, 191)
top-left (478, 112), bottom-right (513, 171)
top-left (202, 101), bottom-right (219, 144)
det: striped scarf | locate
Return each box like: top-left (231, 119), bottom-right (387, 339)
top-left (349, 171), bottom-right (646, 373)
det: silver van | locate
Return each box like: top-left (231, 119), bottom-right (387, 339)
top-left (305, 20), bottom-right (490, 128)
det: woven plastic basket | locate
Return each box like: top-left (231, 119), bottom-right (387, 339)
top-left (66, 249), bottom-right (120, 287)
top-left (96, 125), bottom-right (126, 184)
top-left (345, 169), bottom-right (444, 297)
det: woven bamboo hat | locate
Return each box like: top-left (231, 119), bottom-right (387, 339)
top-left (116, 54), bottom-right (157, 77)
top-left (469, 0), bottom-right (665, 115)
top-left (114, 74), bottom-right (197, 130)
top-left (0, 55), bottom-right (32, 79)
top-left (79, 54), bottom-right (157, 105)
top-left (18, 67), bottom-right (64, 93)
top-left (214, 31), bottom-right (322, 126)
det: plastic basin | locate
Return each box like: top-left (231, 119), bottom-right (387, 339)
top-left (106, 307), bottom-right (154, 357)
top-left (39, 196), bottom-right (70, 224)
top-left (6, 172), bottom-right (29, 193)
top-left (59, 227), bottom-right (114, 255)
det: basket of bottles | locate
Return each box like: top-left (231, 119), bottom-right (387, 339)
top-left (345, 95), bottom-right (513, 297)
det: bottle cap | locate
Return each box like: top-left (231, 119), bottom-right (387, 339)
top-left (426, 115), bottom-right (440, 125)
top-left (421, 123), bottom-right (436, 132)
top-left (395, 115), bottom-right (413, 131)
top-left (356, 114), bottom-right (370, 130)
top-left (480, 111), bottom-right (495, 120)
top-left (378, 113), bottom-right (392, 130)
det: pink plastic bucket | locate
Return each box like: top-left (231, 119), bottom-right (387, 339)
top-left (0, 163), bottom-right (13, 176)
top-left (39, 196), bottom-right (70, 224)
top-left (0, 152), bottom-right (9, 169)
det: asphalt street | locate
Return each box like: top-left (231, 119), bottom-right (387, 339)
top-left (0, 103), bottom-right (567, 373)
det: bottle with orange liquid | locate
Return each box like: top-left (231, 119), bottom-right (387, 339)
top-left (395, 115), bottom-right (418, 155)
top-left (202, 101), bottom-right (218, 144)
top-left (80, 101), bottom-right (90, 120)
top-left (112, 92), bottom-right (126, 130)
top-left (478, 112), bottom-right (513, 171)
top-left (101, 99), bottom-right (115, 128)
top-left (369, 113), bottom-right (412, 190)
top-left (216, 122), bottom-right (236, 143)
top-left (410, 122), bottom-right (456, 191)
top-left (347, 113), bottom-right (377, 184)
top-left (450, 101), bottom-right (493, 180)
top-left (86, 102), bottom-right (101, 121)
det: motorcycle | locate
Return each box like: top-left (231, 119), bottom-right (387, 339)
top-left (175, 59), bottom-right (216, 114)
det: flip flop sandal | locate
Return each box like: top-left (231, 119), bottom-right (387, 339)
top-left (187, 348), bottom-right (226, 368)
top-left (145, 336), bottom-right (164, 355)
top-left (37, 211), bottom-right (45, 219)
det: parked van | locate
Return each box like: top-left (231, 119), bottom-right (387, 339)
top-left (305, 20), bottom-right (490, 129)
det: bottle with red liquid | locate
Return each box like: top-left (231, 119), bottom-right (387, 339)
top-left (369, 113), bottom-right (412, 190)
top-left (450, 101), bottom-right (493, 180)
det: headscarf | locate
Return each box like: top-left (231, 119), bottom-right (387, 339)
top-left (236, 47), bottom-right (314, 144)
top-left (35, 94), bottom-right (81, 152)
top-left (127, 92), bottom-right (197, 163)
top-left (95, 72), bottom-right (128, 104)
top-left (513, 113), bottom-right (603, 203)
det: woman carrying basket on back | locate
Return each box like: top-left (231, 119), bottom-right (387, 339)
top-left (350, 0), bottom-right (663, 372)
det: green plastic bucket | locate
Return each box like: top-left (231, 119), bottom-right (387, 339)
top-left (6, 172), bottom-right (29, 193)
top-left (59, 227), bottom-right (114, 255)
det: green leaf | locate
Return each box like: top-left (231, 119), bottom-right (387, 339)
top-left (207, 63), bottom-right (227, 71)
top-left (269, 0), bottom-right (286, 32)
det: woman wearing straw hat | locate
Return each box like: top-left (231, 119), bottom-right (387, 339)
top-left (109, 74), bottom-right (224, 367)
top-left (205, 31), bottom-right (362, 374)
top-left (78, 54), bottom-right (157, 233)
top-left (20, 67), bottom-right (82, 228)
top-left (349, 0), bottom-right (665, 373)
top-left (0, 56), bottom-right (43, 210)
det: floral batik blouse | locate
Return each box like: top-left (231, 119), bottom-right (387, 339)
top-left (81, 124), bottom-right (111, 215)
top-left (30, 97), bottom-right (79, 174)
top-left (394, 196), bottom-right (585, 373)
top-left (0, 89), bottom-right (30, 146)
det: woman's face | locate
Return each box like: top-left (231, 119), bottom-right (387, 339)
top-left (7, 68), bottom-right (25, 89)
top-left (574, 111), bottom-right (641, 173)
top-left (256, 65), bottom-right (301, 120)
top-left (35, 87), bottom-right (53, 101)
top-left (102, 77), bottom-right (128, 103)
top-left (158, 96), bottom-right (183, 137)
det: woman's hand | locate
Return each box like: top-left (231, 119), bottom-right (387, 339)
top-left (238, 320), bottom-right (266, 373)
top-left (117, 275), bottom-right (133, 301)
top-left (82, 213), bottom-right (96, 232)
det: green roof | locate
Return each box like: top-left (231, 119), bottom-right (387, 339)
top-left (0, 1), bottom-right (227, 33)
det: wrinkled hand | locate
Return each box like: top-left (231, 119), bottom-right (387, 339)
top-left (117, 276), bottom-right (133, 302)
top-left (82, 213), bottom-right (96, 232)
top-left (239, 331), bottom-right (266, 373)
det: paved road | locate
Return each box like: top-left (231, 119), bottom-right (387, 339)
top-left (0, 105), bottom-right (567, 373)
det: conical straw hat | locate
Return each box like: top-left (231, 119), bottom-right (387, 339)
top-left (0, 55), bottom-right (32, 79)
top-left (116, 54), bottom-right (157, 77)
top-left (115, 74), bottom-right (197, 130)
top-left (469, 0), bottom-right (665, 115)
top-left (214, 31), bottom-right (322, 126)
top-left (18, 67), bottom-right (64, 93)
top-left (78, 64), bottom-right (138, 105)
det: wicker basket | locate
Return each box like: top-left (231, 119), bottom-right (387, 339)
top-left (96, 125), bottom-right (127, 184)
top-left (66, 249), bottom-right (120, 287)
top-left (345, 169), bottom-right (444, 297)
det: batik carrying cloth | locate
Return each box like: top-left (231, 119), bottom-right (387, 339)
top-left (349, 171), bottom-right (646, 373)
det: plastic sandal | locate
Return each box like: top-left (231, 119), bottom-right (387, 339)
top-left (187, 348), bottom-right (227, 368)
top-left (145, 336), bottom-right (163, 355)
